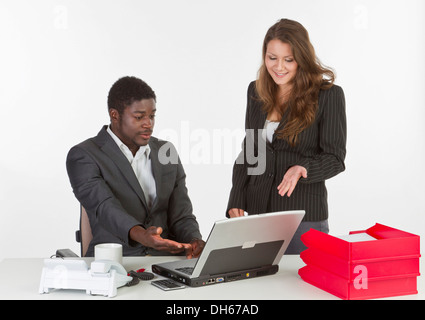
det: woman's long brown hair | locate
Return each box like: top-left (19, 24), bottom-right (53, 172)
top-left (256, 19), bottom-right (335, 146)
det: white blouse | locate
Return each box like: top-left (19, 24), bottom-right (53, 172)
top-left (263, 120), bottom-right (280, 143)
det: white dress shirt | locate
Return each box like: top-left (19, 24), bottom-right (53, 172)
top-left (107, 126), bottom-right (157, 209)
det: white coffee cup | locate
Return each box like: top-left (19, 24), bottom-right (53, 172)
top-left (94, 243), bottom-right (123, 264)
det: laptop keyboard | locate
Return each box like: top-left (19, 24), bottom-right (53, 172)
top-left (176, 267), bottom-right (194, 275)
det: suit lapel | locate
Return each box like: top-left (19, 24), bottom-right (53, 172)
top-left (256, 103), bottom-right (267, 131)
top-left (96, 126), bottom-right (148, 209)
top-left (148, 139), bottom-right (162, 211)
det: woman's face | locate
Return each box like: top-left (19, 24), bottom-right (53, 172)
top-left (265, 39), bottom-right (298, 89)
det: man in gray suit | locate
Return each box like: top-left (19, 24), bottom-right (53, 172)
top-left (66, 76), bottom-right (205, 258)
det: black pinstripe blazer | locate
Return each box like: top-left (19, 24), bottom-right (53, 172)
top-left (226, 81), bottom-right (347, 221)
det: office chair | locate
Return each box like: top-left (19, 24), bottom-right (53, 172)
top-left (75, 206), bottom-right (93, 257)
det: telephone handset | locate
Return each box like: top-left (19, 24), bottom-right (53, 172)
top-left (91, 259), bottom-right (128, 276)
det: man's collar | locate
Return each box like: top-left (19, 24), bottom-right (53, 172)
top-left (107, 125), bottom-right (151, 159)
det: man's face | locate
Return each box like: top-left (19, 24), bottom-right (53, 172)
top-left (110, 98), bottom-right (156, 154)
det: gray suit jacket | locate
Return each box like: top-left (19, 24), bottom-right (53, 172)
top-left (66, 126), bottom-right (202, 256)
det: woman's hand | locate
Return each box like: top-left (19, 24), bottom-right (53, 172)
top-left (228, 208), bottom-right (245, 218)
top-left (277, 165), bottom-right (307, 197)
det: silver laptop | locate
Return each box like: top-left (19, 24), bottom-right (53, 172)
top-left (152, 210), bottom-right (305, 287)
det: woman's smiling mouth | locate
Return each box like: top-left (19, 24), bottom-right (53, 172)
top-left (274, 71), bottom-right (288, 78)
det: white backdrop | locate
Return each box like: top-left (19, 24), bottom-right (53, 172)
top-left (1, 0), bottom-right (424, 260)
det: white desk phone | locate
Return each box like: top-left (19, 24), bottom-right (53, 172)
top-left (39, 258), bottom-right (133, 298)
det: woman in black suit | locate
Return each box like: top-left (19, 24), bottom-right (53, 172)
top-left (227, 19), bottom-right (347, 253)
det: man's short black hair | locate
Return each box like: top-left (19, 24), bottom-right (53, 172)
top-left (107, 76), bottom-right (156, 114)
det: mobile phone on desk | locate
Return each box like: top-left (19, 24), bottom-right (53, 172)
top-left (151, 279), bottom-right (186, 291)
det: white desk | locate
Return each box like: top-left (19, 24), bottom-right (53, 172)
top-left (0, 256), bottom-right (423, 300)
